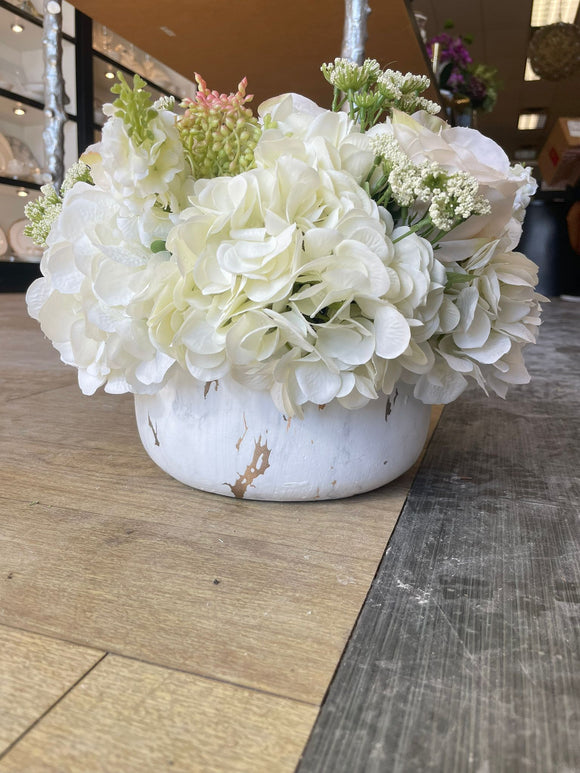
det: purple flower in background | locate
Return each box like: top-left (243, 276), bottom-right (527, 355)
top-left (466, 75), bottom-right (487, 104)
top-left (426, 27), bottom-right (499, 113)
top-left (426, 33), bottom-right (472, 69)
top-left (447, 70), bottom-right (466, 89)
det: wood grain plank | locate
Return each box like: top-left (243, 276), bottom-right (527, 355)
top-left (0, 626), bottom-right (104, 753)
top-left (297, 300), bottom-right (580, 772)
top-left (0, 430), bottom-right (412, 560)
top-left (0, 296), bottom-right (77, 403)
top-left (0, 497), bottom-right (379, 704)
top-left (0, 655), bottom-right (319, 773)
top-left (0, 294), bottom-right (440, 707)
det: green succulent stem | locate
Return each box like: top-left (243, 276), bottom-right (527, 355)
top-left (110, 72), bottom-right (157, 146)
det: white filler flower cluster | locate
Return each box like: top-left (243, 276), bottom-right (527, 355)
top-left (26, 65), bottom-right (543, 416)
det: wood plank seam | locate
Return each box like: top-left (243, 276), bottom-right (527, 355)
top-left (0, 621), bottom-right (321, 708)
top-left (0, 654), bottom-right (321, 773)
top-left (0, 652), bottom-right (109, 762)
top-left (308, 515), bottom-right (409, 714)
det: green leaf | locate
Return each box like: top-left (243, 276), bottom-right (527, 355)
top-left (445, 271), bottom-right (471, 289)
top-left (150, 239), bottom-right (167, 253)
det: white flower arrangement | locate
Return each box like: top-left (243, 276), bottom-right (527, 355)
top-left (26, 62), bottom-right (543, 417)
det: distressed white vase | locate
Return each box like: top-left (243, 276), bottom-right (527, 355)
top-left (134, 369), bottom-right (431, 501)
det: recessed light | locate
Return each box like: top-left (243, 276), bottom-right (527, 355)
top-left (518, 112), bottom-right (547, 130)
top-left (11, 22), bottom-right (24, 33)
top-left (105, 71), bottom-right (115, 79)
top-left (17, 189), bottom-right (29, 197)
top-left (531, 0), bottom-right (580, 26)
top-left (13, 106), bottom-right (26, 116)
top-left (160, 26), bottom-right (176, 37)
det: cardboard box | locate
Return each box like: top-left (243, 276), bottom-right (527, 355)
top-left (538, 118), bottom-right (580, 186)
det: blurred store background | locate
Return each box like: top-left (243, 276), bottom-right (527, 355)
top-left (1, 0), bottom-right (578, 296)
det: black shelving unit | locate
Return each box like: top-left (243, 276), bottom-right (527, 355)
top-left (0, 2), bottom-right (192, 293)
top-left (0, 0), bottom-right (76, 290)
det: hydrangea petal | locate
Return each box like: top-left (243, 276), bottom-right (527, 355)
top-left (374, 305), bottom-right (411, 359)
top-left (295, 360), bottom-right (342, 405)
top-left (453, 306), bottom-right (491, 349)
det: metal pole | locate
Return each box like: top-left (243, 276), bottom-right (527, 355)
top-left (43, 0), bottom-right (66, 191)
top-left (341, 0), bottom-right (371, 64)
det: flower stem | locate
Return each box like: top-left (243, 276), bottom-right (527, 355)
top-left (392, 215), bottom-right (433, 243)
top-left (332, 86), bottom-right (340, 112)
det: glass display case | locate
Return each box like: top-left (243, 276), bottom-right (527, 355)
top-left (0, 0), bottom-right (195, 291)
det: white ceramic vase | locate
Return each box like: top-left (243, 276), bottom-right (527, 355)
top-left (134, 368), bottom-right (431, 501)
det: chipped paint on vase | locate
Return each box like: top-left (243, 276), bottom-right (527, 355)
top-left (134, 368), bottom-right (431, 501)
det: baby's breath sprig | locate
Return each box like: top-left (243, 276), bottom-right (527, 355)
top-left (23, 185), bottom-right (62, 246)
top-left (377, 70), bottom-right (439, 115)
top-left (322, 59), bottom-right (490, 240)
top-left (321, 58), bottom-right (440, 131)
top-left (61, 160), bottom-right (93, 194)
top-left (367, 132), bottom-right (491, 244)
top-left (24, 162), bottom-right (93, 246)
top-left (321, 58), bottom-right (381, 115)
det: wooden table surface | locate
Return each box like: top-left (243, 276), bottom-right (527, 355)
top-left (0, 294), bottom-right (438, 772)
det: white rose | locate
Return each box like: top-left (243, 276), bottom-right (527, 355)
top-left (389, 110), bottom-right (537, 260)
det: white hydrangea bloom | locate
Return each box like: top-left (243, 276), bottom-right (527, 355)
top-left (25, 76), bottom-right (542, 416)
top-left (370, 225), bottom-right (447, 394)
top-left (511, 163), bottom-right (537, 221)
top-left (153, 132), bottom-right (437, 416)
top-left (85, 105), bottom-right (191, 214)
top-left (257, 93), bottom-right (374, 182)
top-left (412, 239), bottom-right (543, 404)
top-left (26, 182), bottom-right (175, 395)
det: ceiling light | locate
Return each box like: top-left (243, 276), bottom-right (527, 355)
top-left (524, 59), bottom-right (541, 80)
top-left (531, 0), bottom-right (580, 26)
top-left (160, 26), bottom-right (176, 37)
top-left (11, 22), bottom-right (24, 33)
top-left (105, 70), bottom-right (115, 79)
top-left (518, 112), bottom-right (548, 130)
top-left (514, 148), bottom-right (538, 161)
top-left (16, 189), bottom-right (29, 197)
top-left (13, 106), bottom-right (26, 116)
